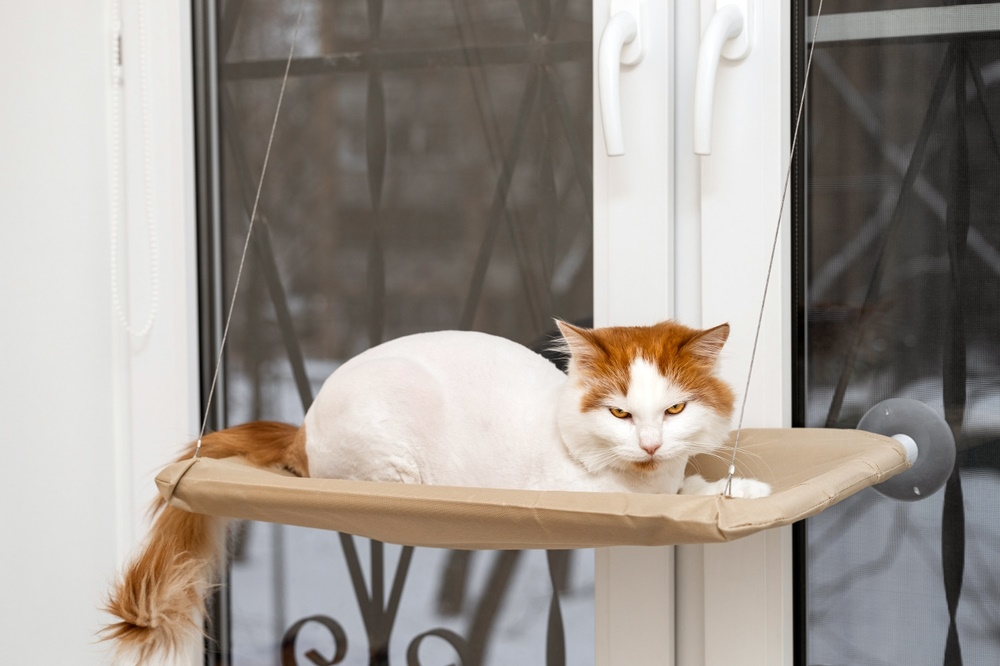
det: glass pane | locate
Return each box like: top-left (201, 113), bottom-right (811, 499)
top-left (198, 0), bottom-right (594, 663)
top-left (797, 2), bottom-right (1000, 664)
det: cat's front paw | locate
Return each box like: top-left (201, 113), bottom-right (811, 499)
top-left (680, 473), bottom-right (771, 498)
top-left (725, 477), bottom-right (771, 499)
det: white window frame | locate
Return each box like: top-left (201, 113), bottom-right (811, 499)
top-left (110, 4), bottom-right (200, 663)
top-left (593, 1), bottom-right (794, 664)
top-left (113, 0), bottom-right (200, 569)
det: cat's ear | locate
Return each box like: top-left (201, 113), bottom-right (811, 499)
top-left (685, 323), bottom-right (730, 365)
top-left (554, 319), bottom-right (602, 367)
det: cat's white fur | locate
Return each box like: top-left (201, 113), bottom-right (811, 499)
top-left (305, 330), bottom-right (767, 497)
top-left (105, 322), bottom-right (771, 662)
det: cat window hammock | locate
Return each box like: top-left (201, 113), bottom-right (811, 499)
top-left (148, 0), bottom-right (950, 551)
top-left (157, 427), bottom-right (910, 550)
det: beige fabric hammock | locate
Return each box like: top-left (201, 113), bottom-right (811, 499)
top-left (156, 427), bottom-right (908, 550)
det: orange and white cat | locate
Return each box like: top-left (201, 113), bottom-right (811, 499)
top-left (104, 320), bottom-right (769, 661)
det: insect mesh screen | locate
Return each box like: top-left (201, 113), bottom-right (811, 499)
top-left (801, 3), bottom-right (1000, 664)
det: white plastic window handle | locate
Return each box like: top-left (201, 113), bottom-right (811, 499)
top-left (598, 2), bottom-right (642, 156)
top-left (693, 3), bottom-right (747, 155)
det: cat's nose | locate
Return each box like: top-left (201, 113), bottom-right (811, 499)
top-left (638, 428), bottom-right (661, 455)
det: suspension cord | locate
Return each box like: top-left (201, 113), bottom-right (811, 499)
top-left (195, 0), bottom-right (305, 458)
top-left (725, 0), bottom-right (824, 496)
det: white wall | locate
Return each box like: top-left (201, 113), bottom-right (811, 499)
top-left (0, 2), bottom-right (119, 662)
top-left (0, 2), bottom-right (198, 663)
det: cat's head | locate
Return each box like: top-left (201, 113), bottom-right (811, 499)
top-left (554, 320), bottom-right (735, 475)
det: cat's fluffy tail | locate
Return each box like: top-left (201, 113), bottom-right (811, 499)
top-left (102, 421), bottom-right (308, 662)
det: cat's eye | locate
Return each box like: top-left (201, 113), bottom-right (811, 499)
top-left (609, 407), bottom-right (631, 419)
top-left (666, 403), bottom-right (686, 415)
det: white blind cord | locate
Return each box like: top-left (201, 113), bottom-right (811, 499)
top-left (109, 0), bottom-right (160, 339)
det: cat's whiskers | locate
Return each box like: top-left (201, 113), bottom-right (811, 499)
top-left (683, 443), bottom-right (773, 482)
top-left (577, 444), bottom-right (680, 474)
top-left (575, 448), bottom-right (628, 473)
top-left (703, 437), bottom-right (775, 479)
top-left (668, 435), bottom-right (764, 476)
top-left (733, 451), bottom-right (774, 480)
top-left (678, 438), bottom-right (729, 457)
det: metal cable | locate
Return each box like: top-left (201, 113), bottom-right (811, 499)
top-left (195, 0), bottom-right (306, 458)
top-left (725, 0), bottom-right (825, 496)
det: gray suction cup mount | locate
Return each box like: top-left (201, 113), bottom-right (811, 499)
top-left (857, 398), bottom-right (956, 501)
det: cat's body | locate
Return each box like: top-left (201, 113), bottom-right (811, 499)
top-left (308, 329), bottom-right (687, 493)
top-left (104, 320), bottom-right (770, 661)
